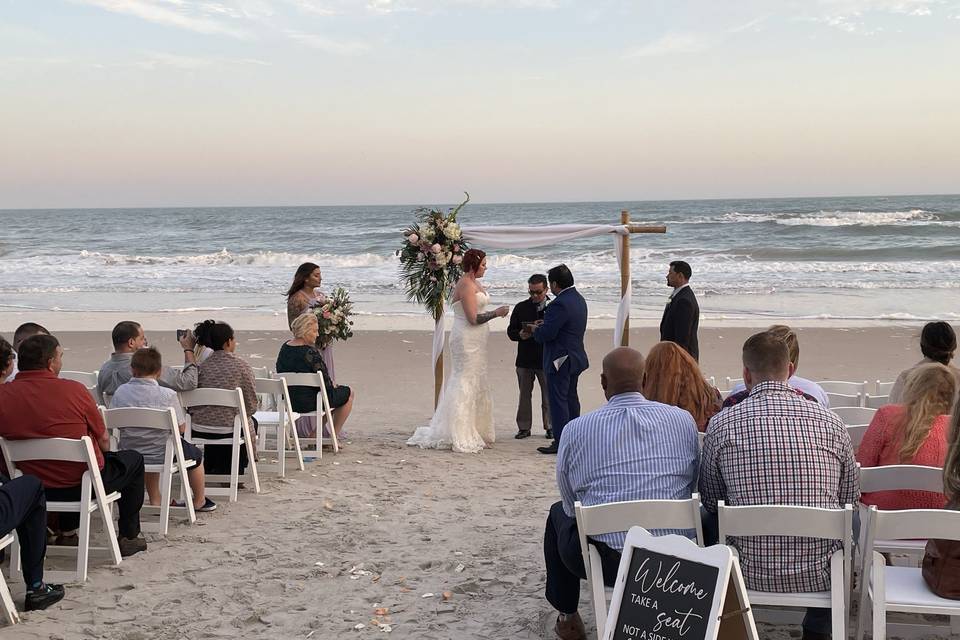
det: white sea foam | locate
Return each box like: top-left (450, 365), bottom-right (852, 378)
top-left (654, 209), bottom-right (946, 227)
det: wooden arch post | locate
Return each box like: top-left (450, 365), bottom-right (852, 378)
top-left (434, 307), bottom-right (443, 407)
top-left (620, 210), bottom-right (631, 346)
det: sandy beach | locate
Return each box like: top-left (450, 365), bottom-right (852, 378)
top-left (0, 324), bottom-right (938, 639)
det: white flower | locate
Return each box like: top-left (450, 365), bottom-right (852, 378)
top-left (445, 224), bottom-right (461, 240)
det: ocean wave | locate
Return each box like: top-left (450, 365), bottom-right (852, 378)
top-left (649, 209), bottom-right (949, 227)
top-left (77, 249), bottom-right (395, 269)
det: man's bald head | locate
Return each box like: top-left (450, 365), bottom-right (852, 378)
top-left (601, 347), bottom-right (645, 399)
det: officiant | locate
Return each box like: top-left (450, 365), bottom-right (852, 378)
top-left (507, 274), bottom-right (552, 440)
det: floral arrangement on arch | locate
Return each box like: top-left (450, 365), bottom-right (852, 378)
top-left (308, 286), bottom-right (354, 346)
top-left (397, 193), bottom-right (471, 318)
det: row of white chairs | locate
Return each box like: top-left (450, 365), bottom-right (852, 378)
top-left (575, 464), bottom-right (956, 640)
top-left (707, 376), bottom-right (895, 409)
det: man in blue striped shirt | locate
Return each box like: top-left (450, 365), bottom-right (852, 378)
top-left (543, 347), bottom-right (699, 640)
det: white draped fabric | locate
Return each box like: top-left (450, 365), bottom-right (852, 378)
top-left (428, 224), bottom-right (632, 375)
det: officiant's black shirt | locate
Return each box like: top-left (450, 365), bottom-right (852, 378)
top-left (507, 297), bottom-right (548, 369)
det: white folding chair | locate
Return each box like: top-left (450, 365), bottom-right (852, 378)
top-left (574, 495), bottom-right (704, 639)
top-left (0, 436), bottom-right (122, 583)
top-left (875, 380), bottom-right (895, 395)
top-left (252, 377), bottom-right (304, 476)
top-left (858, 465), bottom-right (944, 559)
top-left (846, 425), bottom-right (869, 451)
top-left (59, 370), bottom-right (99, 404)
top-left (863, 394), bottom-right (890, 410)
top-left (101, 407), bottom-right (197, 535)
top-left (832, 406), bottom-right (876, 426)
top-left (276, 372), bottom-right (339, 454)
top-left (855, 507), bottom-right (960, 640)
top-left (717, 501), bottom-right (853, 640)
top-left (0, 533), bottom-right (19, 625)
top-left (250, 366), bottom-right (276, 411)
top-left (181, 388), bottom-right (260, 503)
top-left (725, 376), bottom-right (743, 391)
top-left (826, 391), bottom-right (863, 408)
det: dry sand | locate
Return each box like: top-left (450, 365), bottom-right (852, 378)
top-left (1, 325), bottom-right (939, 639)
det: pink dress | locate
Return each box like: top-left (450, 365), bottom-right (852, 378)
top-left (856, 404), bottom-right (949, 510)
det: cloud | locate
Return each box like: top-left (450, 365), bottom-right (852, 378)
top-left (806, 0), bottom-right (943, 33)
top-left (284, 30), bottom-right (371, 55)
top-left (69, 0), bottom-right (252, 38)
top-left (728, 15), bottom-right (768, 33)
top-left (121, 51), bottom-right (271, 69)
top-left (624, 32), bottom-right (712, 58)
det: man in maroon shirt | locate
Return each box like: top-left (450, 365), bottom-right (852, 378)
top-left (0, 335), bottom-right (147, 557)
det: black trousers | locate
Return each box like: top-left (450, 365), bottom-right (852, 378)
top-left (193, 416), bottom-right (257, 476)
top-left (46, 450), bottom-right (144, 540)
top-left (544, 501), bottom-right (621, 614)
top-left (0, 475), bottom-right (47, 587)
top-left (545, 362), bottom-right (581, 445)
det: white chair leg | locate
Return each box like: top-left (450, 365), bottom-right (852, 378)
top-left (9, 537), bottom-right (23, 584)
top-left (158, 468), bottom-right (171, 536)
top-left (951, 616), bottom-right (960, 635)
top-left (229, 434), bottom-right (241, 503)
top-left (0, 579), bottom-right (19, 625)
top-left (77, 507), bottom-right (92, 583)
top-left (871, 556), bottom-right (885, 640)
top-left (241, 421), bottom-right (260, 495)
top-left (290, 420), bottom-right (305, 470)
top-left (276, 421), bottom-right (286, 478)
top-left (830, 552), bottom-right (845, 640)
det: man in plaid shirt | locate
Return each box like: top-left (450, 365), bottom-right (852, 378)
top-left (700, 331), bottom-right (858, 640)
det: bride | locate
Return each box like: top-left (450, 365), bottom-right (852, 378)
top-left (407, 248), bottom-right (509, 453)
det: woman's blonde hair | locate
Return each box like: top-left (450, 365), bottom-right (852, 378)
top-left (642, 341), bottom-right (717, 428)
top-left (944, 395), bottom-right (960, 502)
top-left (897, 362), bottom-right (956, 463)
top-left (290, 313), bottom-right (318, 340)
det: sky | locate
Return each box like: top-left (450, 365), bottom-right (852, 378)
top-left (1, 0), bottom-right (959, 208)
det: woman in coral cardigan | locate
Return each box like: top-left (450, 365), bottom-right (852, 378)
top-left (858, 362), bottom-right (956, 509)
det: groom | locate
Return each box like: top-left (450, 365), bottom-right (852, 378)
top-left (533, 264), bottom-right (588, 455)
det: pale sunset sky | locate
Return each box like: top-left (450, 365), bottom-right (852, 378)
top-left (1, 0), bottom-right (958, 208)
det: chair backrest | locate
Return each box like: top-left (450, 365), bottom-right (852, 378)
top-left (874, 380), bottom-right (895, 395)
top-left (863, 394), bottom-right (889, 410)
top-left (865, 505), bottom-right (960, 544)
top-left (101, 406), bottom-right (179, 431)
top-left (254, 377), bottom-right (288, 396)
top-left (180, 387), bottom-right (244, 410)
top-left (0, 436), bottom-right (109, 503)
top-left (60, 370), bottom-right (98, 387)
top-left (832, 406), bottom-right (876, 426)
top-left (574, 494), bottom-right (704, 545)
top-left (818, 380), bottom-right (868, 395)
top-left (847, 425), bottom-right (868, 449)
top-left (725, 376), bottom-right (743, 391)
top-left (859, 464), bottom-right (944, 494)
top-left (717, 500), bottom-right (853, 542)
top-left (251, 366), bottom-right (272, 379)
top-left (826, 391), bottom-right (862, 408)
top-left (276, 372), bottom-right (325, 389)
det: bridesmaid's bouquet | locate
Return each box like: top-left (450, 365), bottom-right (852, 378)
top-left (309, 286), bottom-right (354, 344)
top-left (397, 193), bottom-right (470, 318)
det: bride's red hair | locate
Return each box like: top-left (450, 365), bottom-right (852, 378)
top-left (462, 249), bottom-right (486, 273)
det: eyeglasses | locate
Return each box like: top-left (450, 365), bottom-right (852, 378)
top-left (528, 289), bottom-right (546, 295)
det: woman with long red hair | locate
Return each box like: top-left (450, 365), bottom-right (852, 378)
top-left (642, 341), bottom-right (721, 432)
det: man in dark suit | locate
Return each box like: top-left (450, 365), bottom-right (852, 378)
top-left (533, 265), bottom-right (588, 455)
top-left (506, 274), bottom-right (552, 440)
top-left (659, 260), bottom-right (700, 361)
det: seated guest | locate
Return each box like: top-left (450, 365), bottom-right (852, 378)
top-left (890, 321), bottom-right (959, 403)
top-left (0, 335), bottom-right (147, 556)
top-left (700, 331), bottom-right (858, 640)
top-left (276, 314), bottom-right (354, 438)
top-left (0, 337), bottom-right (14, 382)
top-left (0, 474), bottom-right (65, 611)
top-left (726, 324), bottom-right (829, 408)
top-left (189, 320), bottom-right (258, 475)
top-left (642, 341), bottom-right (721, 432)
top-left (98, 320), bottom-right (199, 404)
top-left (5, 322), bottom-right (49, 382)
top-left (544, 347), bottom-right (698, 640)
top-left (858, 363), bottom-right (954, 509)
top-left (111, 347), bottom-right (216, 512)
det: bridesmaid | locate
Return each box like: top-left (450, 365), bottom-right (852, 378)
top-left (285, 262), bottom-right (336, 382)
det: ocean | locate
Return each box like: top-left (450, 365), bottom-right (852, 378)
top-left (1, 194), bottom-right (959, 327)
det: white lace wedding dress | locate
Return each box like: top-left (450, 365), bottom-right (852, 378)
top-left (407, 291), bottom-right (495, 453)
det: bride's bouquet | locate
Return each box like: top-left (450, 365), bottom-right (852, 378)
top-left (397, 193), bottom-right (470, 318)
top-left (309, 286), bottom-right (354, 345)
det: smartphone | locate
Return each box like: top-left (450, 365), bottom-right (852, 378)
top-left (176, 329), bottom-right (188, 341)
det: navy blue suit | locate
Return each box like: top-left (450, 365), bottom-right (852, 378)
top-left (533, 286), bottom-right (588, 444)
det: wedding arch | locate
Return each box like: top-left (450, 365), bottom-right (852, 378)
top-left (420, 210), bottom-right (666, 405)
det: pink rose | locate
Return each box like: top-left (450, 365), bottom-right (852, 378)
top-left (431, 243), bottom-right (441, 254)
top-left (452, 254), bottom-right (462, 264)
top-left (453, 244), bottom-right (461, 253)
top-left (408, 233), bottom-right (419, 243)
top-left (323, 311), bottom-right (332, 319)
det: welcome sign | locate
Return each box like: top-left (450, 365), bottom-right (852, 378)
top-left (603, 530), bottom-right (757, 640)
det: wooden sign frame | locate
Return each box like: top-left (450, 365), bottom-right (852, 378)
top-left (603, 529), bottom-right (758, 640)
